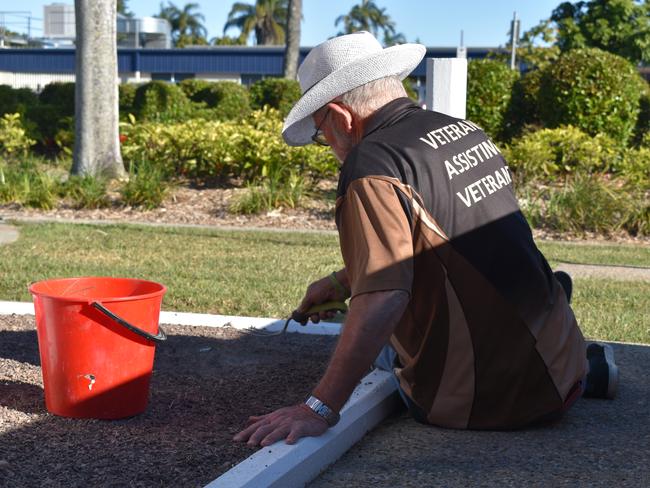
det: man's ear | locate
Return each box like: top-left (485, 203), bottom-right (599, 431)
top-left (326, 102), bottom-right (354, 135)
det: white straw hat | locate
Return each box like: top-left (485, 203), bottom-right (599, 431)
top-left (282, 31), bottom-right (426, 146)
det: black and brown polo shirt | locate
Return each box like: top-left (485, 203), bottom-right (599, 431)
top-left (336, 98), bottom-right (588, 430)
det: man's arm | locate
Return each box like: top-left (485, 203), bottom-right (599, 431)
top-left (312, 288), bottom-right (408, 411)
top-left (233, 288), bottom-right (409, 447)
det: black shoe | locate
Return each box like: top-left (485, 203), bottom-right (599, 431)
top-left (583, 343), bottom-right (619, 399)
top-left (554, 270), bottom-right (573, 304)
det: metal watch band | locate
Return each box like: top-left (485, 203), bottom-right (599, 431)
top-left (304, 395), bottom-right (340, 427)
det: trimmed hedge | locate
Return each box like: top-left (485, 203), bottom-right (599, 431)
top-left (0, 85), bottom-right (38, 117)
top-left (505, 69), bottom-right (544, 139)
top-left (538, 48), bottom-right (644, 145)
top-left (466, 59), bottom-right (519, 141)
top-left (178, 78), bottom-right (213, 99)
top-left (38, 82), bottom-right (75, 116)
top-left (249, 78), bottom-right (301, 117)
top-left (119, 83), bottom-right (138, 115)
top-left (191, 81), bottom-right (251, 120)
top-left (133, 81), bottom-right (193, 122)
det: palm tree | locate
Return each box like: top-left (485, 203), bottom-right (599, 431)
top-left (335, 0), bottom-right (405, 46)
top-left (158, 2), bottom-right (208, 46)
top-left (224, 0), bottom-right (288, 46)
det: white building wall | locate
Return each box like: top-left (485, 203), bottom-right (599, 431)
top-left (0, 72), bottom-right (76, 92)
top-left (194, 73), bottom-right (241, 83)
top-left (0, 72), bottom-right (243, 91)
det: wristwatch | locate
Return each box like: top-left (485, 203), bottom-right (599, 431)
top-left (304, 395), bottom-right (340, 427)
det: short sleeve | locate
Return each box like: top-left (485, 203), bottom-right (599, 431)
top-left (337, 177), bottom-right (413, 298)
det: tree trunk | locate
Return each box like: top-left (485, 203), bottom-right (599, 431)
top-left (72, 0), bottom-right (125, 179)
top-left (283, 0), bottom-right (302, 79)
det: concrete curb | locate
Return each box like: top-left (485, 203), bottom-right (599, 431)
top-left (0, 300), bottom-right (398, 487)
top-left (207, 370), bottom-right (399, 488)
top-left (0, 301), bottom-right (342, 335)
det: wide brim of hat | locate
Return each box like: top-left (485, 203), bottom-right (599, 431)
top-left (282, 43), bottom-right (426, 146)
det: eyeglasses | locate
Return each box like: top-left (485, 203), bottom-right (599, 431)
top-left (311, 108), bottom-right (330, 146)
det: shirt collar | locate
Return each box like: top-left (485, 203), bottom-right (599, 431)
top-left (362, 97), bottom-right (422, 139)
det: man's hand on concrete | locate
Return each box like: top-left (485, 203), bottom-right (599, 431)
top-left (232, 404), bottom-right (329, 447)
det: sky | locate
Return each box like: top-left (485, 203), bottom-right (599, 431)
top-left (5, 1), bottom-right (561, 47)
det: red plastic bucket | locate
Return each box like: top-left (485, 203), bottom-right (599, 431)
top-left (29, 277), bottom-right (167, 419)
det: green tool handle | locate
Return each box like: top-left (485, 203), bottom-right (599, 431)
top-left (291, 300), bottom-right (348, 324)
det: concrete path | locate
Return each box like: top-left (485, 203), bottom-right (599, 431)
top-left (310, 341), bottom-right (650, 487)
top-left (556, 262), bottom-right (650, 282)
top-left (0, 222), bottom-right (19, 245)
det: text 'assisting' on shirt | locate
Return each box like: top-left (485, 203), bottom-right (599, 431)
top-left (419, 120), bottom-right (512, 208)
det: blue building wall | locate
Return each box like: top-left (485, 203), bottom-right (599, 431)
top-left (0, 46), bottom-right (502, 80)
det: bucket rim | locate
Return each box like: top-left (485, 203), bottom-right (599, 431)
top-left (28, 276), bottom-right (167, 303)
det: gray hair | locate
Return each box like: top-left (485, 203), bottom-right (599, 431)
top-left (336, 76), bottom-right (407, 119)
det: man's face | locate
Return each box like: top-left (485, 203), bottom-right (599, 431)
top-left (312, 104), bottom-right (359, 163)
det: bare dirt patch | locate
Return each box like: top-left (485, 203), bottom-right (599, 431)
top-left (0, 314), bottom-right (337, 487)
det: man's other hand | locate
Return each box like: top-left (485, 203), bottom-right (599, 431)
top-left (232, 404), bottom-right (329, 447)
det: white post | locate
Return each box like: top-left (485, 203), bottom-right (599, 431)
top-left (425, 58), bottom-right (467, 119)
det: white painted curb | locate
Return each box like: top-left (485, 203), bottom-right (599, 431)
top-left (206, 369), bottom-right (400, 488)
top-left (0, 301), bottom-right (342, 335)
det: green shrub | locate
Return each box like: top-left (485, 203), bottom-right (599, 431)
top-left (0, 161), bottom-right (58, 209)
top-left (191, 81), bottom-right (251, 120)
top-left (249, 78), bottom-right (301, 117)
top-left (133, 81), bottom-right (193, 122)
top-left (521, 174), bottom-right (642, 236)
top-left (178, 78), bottom-right (213, 99)
top-left (503, 126), bottom-right (622, 183)
top-left (230, 171), bottom-right (308, 214)
top-left (538, 48), bottom-right (644, 145)
top-left (120, 107), bottom-right (338, 182)
top-left (616, 146), bottom-right (650, 188)
top-left (120, 160), bottom-right (170, 209)
top-left (0, 85), bottom-right (38, 118)
top-left (633, 83), bottom-right (650, 148)
top-left (59, 175), bottom-right (109, 209)
top-left (0, 113), bottom-right (36, 159)
top-left (119, 83), bottom-right (138, 116)
top-left (466, 59), bottom-right (519, 140)
top-left (505, 69), bottom-right (544, 139)
top-left (402, 77), bottom-right (419, 101)
top-left (120, 116), bottom-right (243, 178)
top-left (39, 82), bottom-right (75, 116)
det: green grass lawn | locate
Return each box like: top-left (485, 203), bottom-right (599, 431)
top-left (1, 222), bottom-right (648, 344)
top-left (539, 241), bottom-right (650, 268)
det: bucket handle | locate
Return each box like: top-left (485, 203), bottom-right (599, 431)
top-left (91, 302), bottom-right (167, 343)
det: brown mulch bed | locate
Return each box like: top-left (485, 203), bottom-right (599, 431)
top-left (0, 184), bottom-right (338, 232)
top-left (0, 314), bottom-right (338, 487)
top-left (2, 183), bottom-right (648, 245)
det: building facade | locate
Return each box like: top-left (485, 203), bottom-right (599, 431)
top-left (0, 46), bottom-right (501, 94)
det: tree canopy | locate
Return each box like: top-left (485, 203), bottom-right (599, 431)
top-left (548, 0), bottom-right (650, 64)
top-left (335, 0), bottom-right (405, 46)
top-left (224, 0), bottom-right (288, 46)
top-left (157, 2), bottom-right (208, 47)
